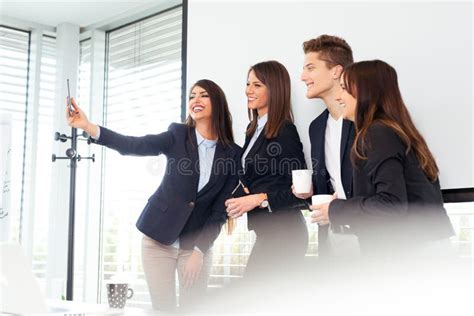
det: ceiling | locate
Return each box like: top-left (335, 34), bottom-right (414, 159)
top-left (0, 0), bottom-right (164, 29)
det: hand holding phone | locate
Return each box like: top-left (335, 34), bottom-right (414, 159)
top-left (67, 79), bottom-right (74, 114)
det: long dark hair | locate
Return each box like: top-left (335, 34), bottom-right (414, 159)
top-left (185, 79), bottom-right (234, 146)
top-left (246, 60), bottom-right (294, 138)
top-left (343, 60), bottom-right (439, 182)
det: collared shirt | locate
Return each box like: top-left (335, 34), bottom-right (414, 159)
top-left (241, 114), bottom-right (268, 170)
top-left (324, 113), bottom-right (347, 200)
top-left (195, 129), bottom-right (217, 192)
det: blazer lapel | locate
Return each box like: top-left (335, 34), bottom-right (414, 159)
top-left (314, 110), bottom-right (329, 172)
top-left (185, 127), bottom-right (200, 193)
top-left (340, 119), bottom-right (354, 195)
top-left (242, 130), bottom-right (266, 172)
top-left (340, 120), bottom-right (352, 164)
top-left (241, 132), bottom-right (252, 155)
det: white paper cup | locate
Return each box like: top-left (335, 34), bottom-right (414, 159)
top-left (311, 194), bottom-right (333, 206)
top-left (292, 169), bottom-right (312, 194)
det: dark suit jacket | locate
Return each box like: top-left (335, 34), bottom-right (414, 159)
top-left (329, 123), bottom-right (454, 252)
top-left (309, 109), bottom-right (355, 255)
top-left (240, 120), bottom-right (307, 232)
top-left (309, 109), bottom-right (355, 197)
top-left (92, 123), bottom-right (241, 253)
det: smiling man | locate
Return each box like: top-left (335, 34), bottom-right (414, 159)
top-left (294, 35), bottom-right (357, 258)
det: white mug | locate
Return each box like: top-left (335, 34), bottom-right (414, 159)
top-left (292, 169), bottom-right (312, 194)
top-left (311, 194), bottom-right (333, 206)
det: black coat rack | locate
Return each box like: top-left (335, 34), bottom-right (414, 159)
top-left (51, 80), bottom-right (95, 300)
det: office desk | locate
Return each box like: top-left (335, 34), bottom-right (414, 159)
top-left (23, 300), bottom-right (163, 315)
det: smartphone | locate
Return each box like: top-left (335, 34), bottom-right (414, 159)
top-left (67, 79), bottom-right (74, 114)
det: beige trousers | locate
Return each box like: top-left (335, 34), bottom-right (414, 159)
top-left (141, 235), bottom-right (213, 311)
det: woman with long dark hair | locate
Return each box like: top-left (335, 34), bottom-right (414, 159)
top-left (67, 79), bottom-right (240, 310)
top-left (310, 60), bottom-right (454, 255)
top-left (225, 60), bottom-right (308, 278)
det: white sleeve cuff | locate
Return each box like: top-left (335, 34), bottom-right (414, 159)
top-left (91, 126), bottom-right (100, 140)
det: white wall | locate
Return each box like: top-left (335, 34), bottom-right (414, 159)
top-left (187, 0), bottom-right (473, 190)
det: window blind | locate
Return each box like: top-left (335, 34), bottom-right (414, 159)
top-left (30, 36), bottom-right (57, 286)
top-left (77, 39), bottom-right (91, 108)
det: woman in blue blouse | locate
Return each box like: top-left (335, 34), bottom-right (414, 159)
top-left (67, 79), bottom-right (240, 310)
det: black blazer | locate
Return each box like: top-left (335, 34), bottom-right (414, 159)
top-left (309, 109), bottom-right (355, 256)
top-left (329, 123), bottom-right (454, 250)
top-left (240, 121), bottom-right (307, 231)
top-left (309, 109), bottom-right (355, 197)
top-left (92, 123), bottom-right (241, 252)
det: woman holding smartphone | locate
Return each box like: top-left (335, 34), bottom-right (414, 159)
top-left (310, 60), bottom-right (454, 256)
top-left (67, 79), bottom-right (240, 310)
top-left (225, 60), bottom-right (308, 278)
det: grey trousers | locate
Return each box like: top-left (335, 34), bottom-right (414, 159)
top-left (141, 235), bottom-right (213, 311)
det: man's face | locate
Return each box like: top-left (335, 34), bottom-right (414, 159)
top-left (300, 52), bottom-right (339, 99)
